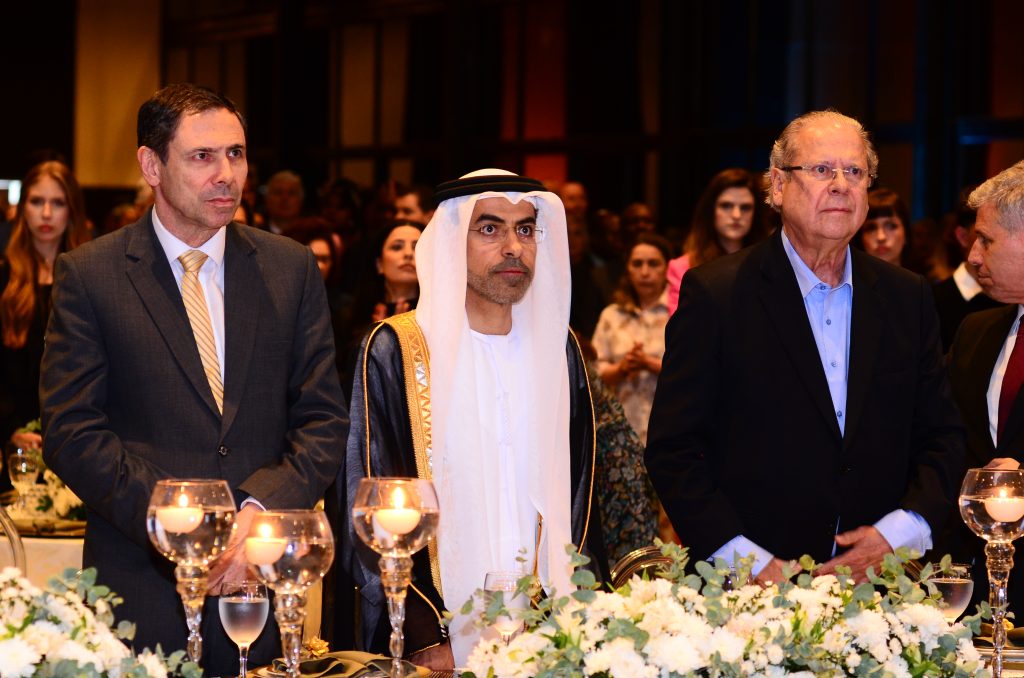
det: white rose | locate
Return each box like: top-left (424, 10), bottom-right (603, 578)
top-left (0, 637), bottom-right (42, 678)
top-left (137, 650), bottom-right (170, 678)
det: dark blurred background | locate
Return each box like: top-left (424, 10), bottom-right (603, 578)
top-left (1, 0), bottom-right (1022, 230)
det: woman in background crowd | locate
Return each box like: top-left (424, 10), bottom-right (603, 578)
top-left (337, 219), bottom-right (424, 396)
top-left (667, 168), bottom-right (769, 313)
top-left (592, 233), bottom-right (673, 445)
top-left (1, 161), bottom-right (88, 453)
top-left (858, 187), bottom-right (911, 268)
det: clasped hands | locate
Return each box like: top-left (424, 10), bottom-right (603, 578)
top-left (618, 342), bottom-right (658, 376)
top-left (207, 503), bottom-right (262, 596)
top-left (754, 525), bottom-right (893, 586)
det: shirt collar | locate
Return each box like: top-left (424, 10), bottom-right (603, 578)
top-left (781, 227), bottom-right (853, 297)
top-left (952, 262), bottom-right (984, 301)
top-left (151, 206), bottom-right (227, 269)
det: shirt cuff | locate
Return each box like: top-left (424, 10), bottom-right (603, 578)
top-left (240, 496), bottom-right (266, 511)
top-left (711, 535), bottom-right (775, 576)
top-left (873, 509), bottom-right (932, 557)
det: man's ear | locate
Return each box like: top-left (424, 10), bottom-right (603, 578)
top-left (769, 167), bottom-right (786, 208)
top-left (137, 146), bottom-right (161, 188)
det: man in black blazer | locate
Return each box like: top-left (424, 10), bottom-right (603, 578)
top-left (646, 111), bottom-right (964, 584)
top-left (947, 159), bottom-right (1024, 616)
top-left (40, 84), bottom-right (348, 673)
top-left (933, 191), bottom-right (1003, 351)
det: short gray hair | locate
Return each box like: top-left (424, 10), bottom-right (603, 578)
top-left (968, 160), bottom-right (1024, 232)
top-left (764, 110), bottom-right (879, 210)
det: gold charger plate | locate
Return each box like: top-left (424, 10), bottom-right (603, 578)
top-left (10, 516), bottom-right (85, 537)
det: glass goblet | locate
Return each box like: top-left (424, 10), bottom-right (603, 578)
top-left (245, 510), bottom-right (334, 678)
top-left (959, 468), bottom-right (1024, 678)
top-left (351, 477), bottom-right (439, 678)
top-left (219, 580), bottom-right (269, 678)
top-left (147, 479), bottom-right (237, 664)
top-left (931, 563), bottom-right (974, 624)
top-left (6, 445), bottom-right (41, 513)
top-left (483, 571), bottom-right (528, 646)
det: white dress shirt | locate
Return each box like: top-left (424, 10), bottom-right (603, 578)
top-left (987, 305), bottom-right (1024, 446)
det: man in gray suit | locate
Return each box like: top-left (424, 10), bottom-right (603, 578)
top-left (40, 84), bottom-right (348, 673)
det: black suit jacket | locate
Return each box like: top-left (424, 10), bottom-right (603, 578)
top-left (947, 304), bottom-right (1024, 615)
top-left (646, 230), bottom-right (965, 564)
top-left (933, 275), bottom-right (1004, 352)
top-left (41, 213), bottom-right (348, 672)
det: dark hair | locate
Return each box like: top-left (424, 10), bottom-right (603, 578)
top-left (395, 183), bottom-right (436, 213)
top-left (137, 83), bottom-right (246, 162)
top-left (3, 161), bottom-right (89, 348)
top-left (859, 187), bottom-right (912, 265)
top-left (613, 232), bottom-right (673, 308)
top-left (348, 220), bottom-right (426, 330)
top-left (684, 168), bottom-right (769, 266)
top-left (283, 217), bottom-right (343, 286)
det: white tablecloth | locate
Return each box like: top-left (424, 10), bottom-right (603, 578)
top-left (22, 536), bottom-right (83, 587)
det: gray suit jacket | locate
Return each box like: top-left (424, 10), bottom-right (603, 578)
top-left (40, 212), bottom-right (348, 668)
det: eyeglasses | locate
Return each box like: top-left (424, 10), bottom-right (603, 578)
top-left (779, 164), bottom-right (874, 186)
top-left (468, 222), bottom-right (545, 245)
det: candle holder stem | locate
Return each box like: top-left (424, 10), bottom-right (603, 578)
top-left (273, 592), bottom-right (307, 678)
top-left (380, 554), bottom-right (413, 678)
top-left (174, 564), bottom-right (208, 663)
top-left (985, 541), bottom-right (1016, 678)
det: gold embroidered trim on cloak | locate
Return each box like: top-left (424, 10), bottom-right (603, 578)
top-left (381, 311), bottom-right (442, 598)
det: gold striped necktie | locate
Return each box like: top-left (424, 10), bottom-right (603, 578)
top-left (178, 250), bottom-right (223, 414)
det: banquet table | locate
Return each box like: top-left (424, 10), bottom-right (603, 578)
top-left (22, 535), bottom-right (83, 587)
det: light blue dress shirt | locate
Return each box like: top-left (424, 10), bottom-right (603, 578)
top-left (712, 230), bottom-right (931, 574)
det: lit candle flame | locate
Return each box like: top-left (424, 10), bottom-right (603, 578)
top-left (392, 486), bottom-right (407, 509)
top-left (258, 522), bottom-right (274, 539)
top-left (177, 493), bottom-right (189, 508)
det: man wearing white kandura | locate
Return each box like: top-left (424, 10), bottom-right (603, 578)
top-left (336, 169), bottom-right (608, 669)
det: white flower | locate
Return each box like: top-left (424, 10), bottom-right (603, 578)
top-left (21, 620), bottom-right (66, 655)
top-left (766, 644), bottom-right (784, 665)
top-left (137, 650), bottom-right (170, 678)
top-left (583, 637), bottom-right (656, 678)
top-left (882, 654), bottom-right (912, 678)
top-left (50, 637), bottom-right (103, 670)
top-left (644, 632), bottom-right (707, 674)
top-left (709, 627), bottom-right (746, 663)
top-left (845, 652), bottom-right (862, 668)
top-left (0, 637), bottom-right (42, 678)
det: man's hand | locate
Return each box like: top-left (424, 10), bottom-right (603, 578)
top-left (10, 431), bottom-right (42, 451)
top-left (407, 641), bottom-right (455, 670)
top-left (985, 458), bottom-right (1021, 470)
top-left (754, 557), bottom-right (797, 587)
top-left (818, 525), bottom-right (892, 583)
top-left (208, 503), bottom-right (261, 595)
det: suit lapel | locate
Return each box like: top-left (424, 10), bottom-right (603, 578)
top-left (842, 252), bottom-right (882, 451)
top-left (758, 233), bottom-right (842, 440)
top-left (221, 225), bottom-right (261, 436)
top-left (124, 215), bottom-right (221, 417)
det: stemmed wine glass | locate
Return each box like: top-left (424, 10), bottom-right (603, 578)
top-left (483, 571), bottom-right (528, 646)
top-left (351, 478), bottom-right (439, 678)
top-left (6, 445), bottom-right (41, 514)
top-left (930, 563), bottom-right (974, 624)
top-left (959, 468), bottom-right (1024, 678)
top-left (245, 509), bottom-right (334, 678)
top-left (219, 579), bottom-right (269, 678)
top-left (147, 479), bottom-right (237, 664)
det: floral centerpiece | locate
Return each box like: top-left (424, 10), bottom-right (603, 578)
top-left (9, 419), bottom-right (85, 521)
top-left (460, 545), bottom-right (989, 678)
top-left (0, 566), bottom-right (198, 678)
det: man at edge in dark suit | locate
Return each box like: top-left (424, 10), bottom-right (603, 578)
top-left (947, 159), bottom-right (1024, 618)
top-left (40, 84), bottom-right (348, 673)
top-left (646, 110), bottom-right (964, 585)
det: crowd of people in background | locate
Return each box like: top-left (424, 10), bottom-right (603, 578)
top-left (0, 154), bottom-right (1005, 497)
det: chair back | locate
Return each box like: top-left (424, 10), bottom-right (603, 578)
top-left (0, 504), bottom-right (27, 573)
